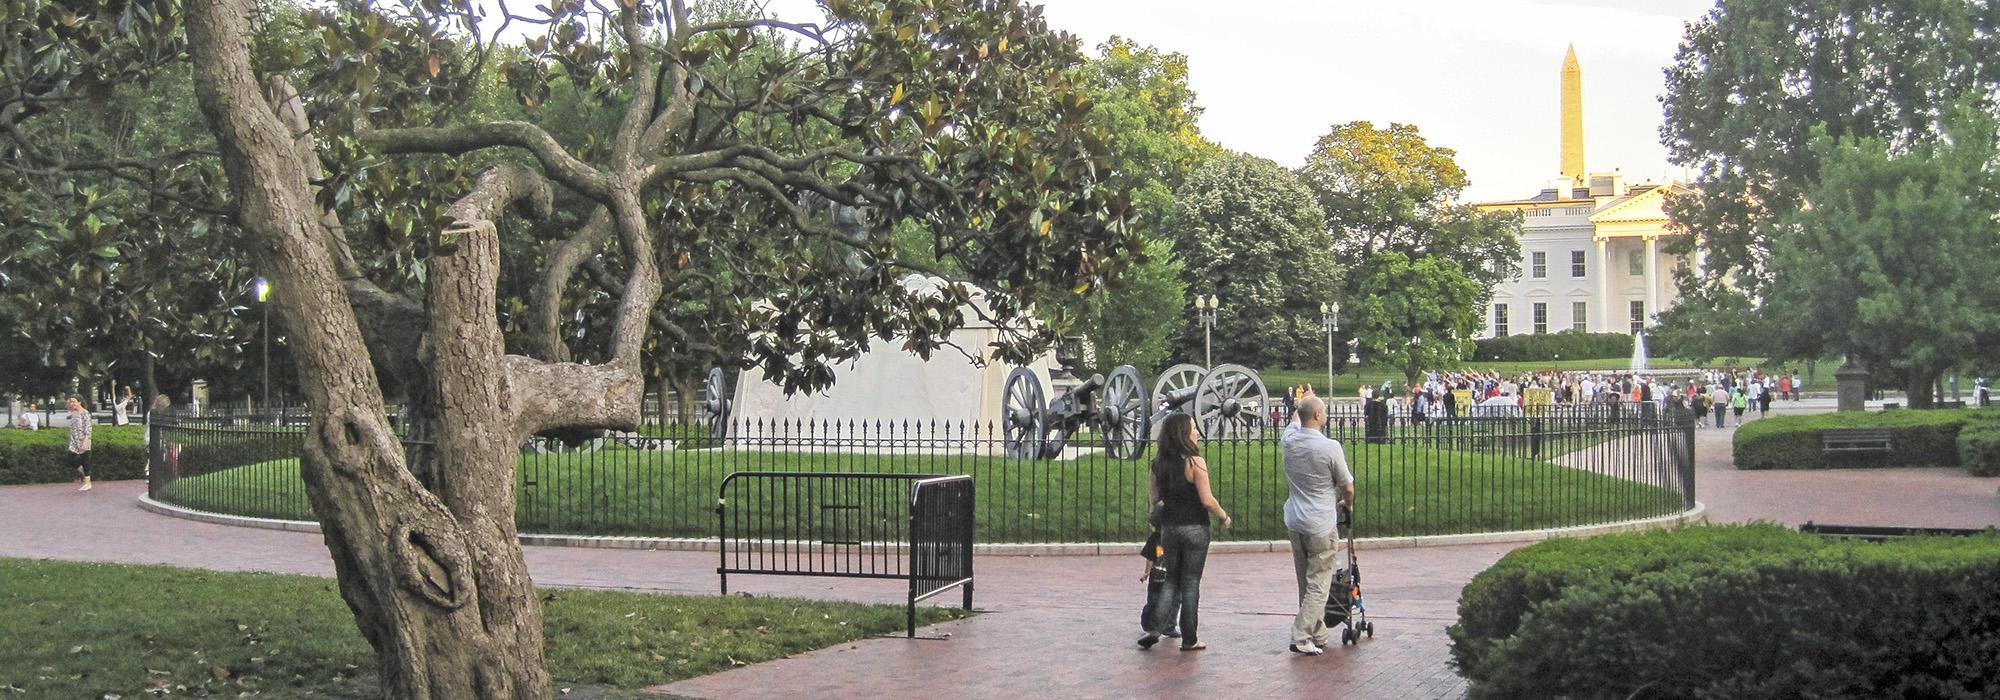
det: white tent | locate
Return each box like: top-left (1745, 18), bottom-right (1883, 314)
top-left (731, 275), bottom-right (1059, 426)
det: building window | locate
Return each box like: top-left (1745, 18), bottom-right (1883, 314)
top-left (1493, 303), bottom-right (1510, 337)
top-left (1628, 250), bottom-right (1644, 276)
top-left (1531, 251), bottom-right (1547, 279)
top-left (1570, 250), bottom-right (1586, 278)
top-left (1572, 301), bottom-right (1588, 332)
top-left (1629, 300), bottom-right (1646, 334)
top-left (1532, 303), bottom-right (1548, 334)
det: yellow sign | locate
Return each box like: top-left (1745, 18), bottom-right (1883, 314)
top-left (1525, 388), bottom-right (1555, 416)
top-left (1452, 390), bottom-right (1474, 411)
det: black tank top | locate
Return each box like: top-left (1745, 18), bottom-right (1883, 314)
top-left (1155, 459), bottom-right (1207, 527)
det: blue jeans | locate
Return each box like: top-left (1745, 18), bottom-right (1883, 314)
top-left (1147, 524), bottom-right (1211, 646)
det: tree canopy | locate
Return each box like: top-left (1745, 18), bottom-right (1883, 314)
top-left (1164, 151), bottom-right (1336, 368)
top-left (1659, 0), bottom-right (2000, 297)
top-left (1296, 120), bottom-right (1519, 371)
top-left (1344, 251), bottom-right (1484, 385)
top-left (1763, 106), bottom-right (2000, 406)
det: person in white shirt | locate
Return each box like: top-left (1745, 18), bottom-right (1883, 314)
top-left (16, 404), bottom-right (38, 430)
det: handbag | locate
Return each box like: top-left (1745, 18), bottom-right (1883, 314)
top-left (1147, 499), bottom-right (1166, 528)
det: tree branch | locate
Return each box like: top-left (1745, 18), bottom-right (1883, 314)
top-left (362, 122), bottom-right (611, 199)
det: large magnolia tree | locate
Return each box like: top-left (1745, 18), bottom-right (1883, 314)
top-left (9, 0), bottom-right (1135, 696)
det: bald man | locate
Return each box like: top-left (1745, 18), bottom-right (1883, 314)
top-left (1282, 388), bottom-right (1354, 656)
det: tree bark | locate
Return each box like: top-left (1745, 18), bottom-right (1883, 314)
top-left (1907, 368), bottom-right (1940, 409)
top-left (185, 1), bottom-right (554, 698)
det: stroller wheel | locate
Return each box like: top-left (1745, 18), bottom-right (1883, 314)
top-left (1364, 622), bottom-right (1375, 638)
top-left (1341, 628), bottom-right (1355, 645)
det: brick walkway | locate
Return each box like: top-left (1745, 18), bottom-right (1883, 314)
top-left (1, 400), bottom-right (1996, 699)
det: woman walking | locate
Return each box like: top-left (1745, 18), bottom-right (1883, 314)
top-left (1139, 412), bottom-right (1231, 652)
top-left (68, 395), bottom-right (93, 491)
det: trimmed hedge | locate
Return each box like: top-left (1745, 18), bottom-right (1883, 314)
top-left (1957, 417), bottom-right (2000, 477)
top-left (1473, 331), bottom-right (1633, 363)
top-left (0, 425), bottom-right (147, 484)
top-left (1732, 408), bottom-right (1981, 469)
top-left (1456, 528), bottom-right (2000, 699)
top-left (1448, 523), bottom-right (1826, 678)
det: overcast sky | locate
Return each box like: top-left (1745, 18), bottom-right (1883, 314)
top-left (752, 0), bottom-right (1719, 201)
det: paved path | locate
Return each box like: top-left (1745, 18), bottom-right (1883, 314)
top-left (2, 401), bottom-right (1997, 699)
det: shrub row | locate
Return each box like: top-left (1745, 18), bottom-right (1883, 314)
top-left (1452, 525), bottom-right (2000, 699)
top-left (1732, 408), bottom-right (1981, 469)
top-left (0, 426), bottom-right (148, 485)
top-left (1472, 331), bottom-right (1635, 363)
top-left (1956, 412), bottom-right (2000, 477)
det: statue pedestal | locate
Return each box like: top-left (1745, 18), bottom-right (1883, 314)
top-left (1835, 358), bottom-right (1869, 412)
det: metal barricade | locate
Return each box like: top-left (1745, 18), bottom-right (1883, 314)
top-left (716, 471), bottom-right (975, 637)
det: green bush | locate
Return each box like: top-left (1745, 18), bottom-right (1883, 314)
top-left (1462, 532), bottom-right (2000, 699)
top-left (0, 426), bottom-right (147, 484)
top-left (1448, 523), bottom-right (1825, 677)
top-left (1472, 331), bottom-right (1633, 363)
top-left (1957, 420), bottom-right (2000, 477)
top-left (1732, 408), bottom-right (1981, 469)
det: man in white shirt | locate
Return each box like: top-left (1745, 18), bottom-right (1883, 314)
top-left (1281, 389), bottom-right (1355, 656)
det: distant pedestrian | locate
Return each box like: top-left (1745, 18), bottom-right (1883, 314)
top-left (1731, 385), bottom-right (1749, 426)
top-left (67, 395), bottom-right (93, 491)
top-left (1138, 413), bottom-right (1230, 652)
top-left (112, 385), bottom-right (134, 426)
top-left (1758, 380), bottom-right (1774, 418)
top-left (1791, 371), bottom-right (1803, 401)
top-left (1709, 384), bottom-right (1730, 428)
top-left (16, 403), bottom-right (37, 430)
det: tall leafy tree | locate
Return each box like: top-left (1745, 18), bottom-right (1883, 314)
top-left (1297, 120), bottom-right (1519, 369)
top-left (1345, 252), bottom-right (1484, 385)
top-left (1165, 152), bottom-right (1336, 368)
top-left (1764, 107), bottom-right (2000, 407)
top-left (1049, 37), bottom-right (1214, 372)
top-left (172, 0), bottom-right (1135, 696)
top-left (1659, 0), bottom-right (2000, 312)
top-left (0, 1), bottom-right (259, 404)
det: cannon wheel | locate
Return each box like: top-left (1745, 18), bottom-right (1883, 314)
top-left (1151, 363), bottom-right (1207, 416)
top-left (701, 367), bottom-right (732, 441)
top-left (1194, 363), bottom-right (1270, 440)
top-left (1100, 365), bottom-right (1150, 460)
top-left (1002, 367), bottom-right (1046, 459)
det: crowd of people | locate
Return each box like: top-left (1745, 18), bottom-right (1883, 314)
top-left (1346, 367), bottom-right (1807, 429)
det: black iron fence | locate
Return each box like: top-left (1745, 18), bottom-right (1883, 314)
top-left (716, 472), bottom-right (974, 636)
top-left (149, 403), bottom-right (1695, 543)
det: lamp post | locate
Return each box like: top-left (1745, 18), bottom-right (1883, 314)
top-left (1194, 294), bottom-right (1219, 367)
top-left (254, 276), bottom-right (271, 414)
top-left (1320, 302), bottom-right (1338, 394)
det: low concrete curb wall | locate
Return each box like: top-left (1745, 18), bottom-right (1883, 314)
top-left (138, 494), bottom-right (1704, 556)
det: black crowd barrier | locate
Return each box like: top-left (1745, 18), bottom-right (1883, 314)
top-left (716, 472), bottom-right (975, 637)
top-left (146, 402), bottom-right (1695, 544)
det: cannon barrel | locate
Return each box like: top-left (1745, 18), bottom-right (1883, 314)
top-left (1063, 373), bottom-right (1107, 400)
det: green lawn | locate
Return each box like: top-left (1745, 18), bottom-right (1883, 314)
top-left (1261, 356), bottom-right (1768, 396)
top-left (161, 431), bottom-right (1684, 542)
top-left (0, 558), bottom-right (963, 698)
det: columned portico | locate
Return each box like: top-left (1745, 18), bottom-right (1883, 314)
top-left (1644, 235), bottom-right (1660, 328)
top-left (1595, 237), bottom-right (1612, 331)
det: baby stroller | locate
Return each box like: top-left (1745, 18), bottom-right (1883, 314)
top-left (1323, 505), bottom-right (1375, 645)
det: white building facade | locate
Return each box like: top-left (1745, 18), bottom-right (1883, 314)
top-left (1469, 46), bottom-right (1690, 340)
top-left (1474, 176), bottom-right (1688, 339)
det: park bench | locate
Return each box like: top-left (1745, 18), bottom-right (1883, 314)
top-left (1800, 522), bottom-right (1995, 541)
top-left (1822, 428), bottom-right (1892, 454)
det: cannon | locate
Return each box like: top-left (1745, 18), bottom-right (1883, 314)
top-left (1002, 365), bottom-right (1151, 459)
top-left (1149, 363), bottom-right (1271, 441)
top-left (700, 367), bottom-right (732, 440)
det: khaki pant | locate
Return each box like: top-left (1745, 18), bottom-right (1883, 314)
top-left (1289, 528), bottom-right (1342, 645)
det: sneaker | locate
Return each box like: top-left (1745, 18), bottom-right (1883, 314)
top-left (1137, 633), bottom-right (1160, 650)
top-left (1289, 642), bottom-right (1324, 656)
top-left (79, 483), bottom-right (92, 491)
top-left (1162, 628), bottom-right (1182, 639)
